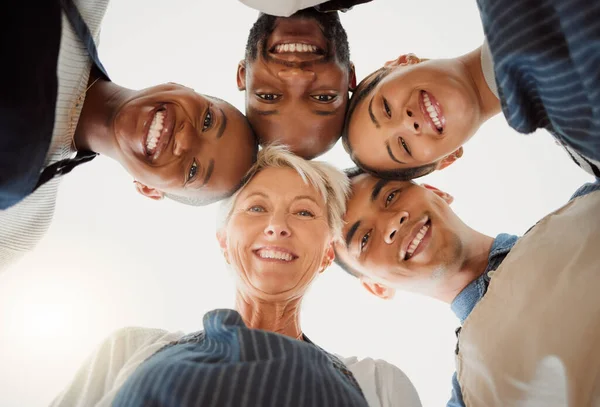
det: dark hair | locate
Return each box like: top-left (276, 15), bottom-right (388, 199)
top-left (342, 67), bottom-right (438, 181)
top-left (333, 250), bottom-right (361, 278)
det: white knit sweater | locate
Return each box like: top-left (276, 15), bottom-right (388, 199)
top-left (0, 0), bottom-right (109, 273)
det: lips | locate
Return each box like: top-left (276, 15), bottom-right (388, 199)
top-left (399, 218), bottom-right (432, 262)
top-left (142, 104), bottom-right (175, 162)
top-left (253, 247), bottom-right (299, 263)
top-left (268, 41), bottom-right (325, 62)
top-left (419, 90), bottom-right (446, 135)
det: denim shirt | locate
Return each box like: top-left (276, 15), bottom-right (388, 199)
top-left (446, 179), bottom-right (600, 407)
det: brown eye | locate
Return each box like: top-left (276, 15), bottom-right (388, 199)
top-left (257, 94), bottom-right (281, 101)
top-left (311, 94), bottom-right (336, 102)
top-left (202, 109), bottom-right (213, 131)
top-left (360, 231), bottom-right (371, 251)
top-left (383, 98), bottom-right (392, 118)
top-left (385, 191), bottom-right (397, 207)
top-left (187, 159), bottom-right (198, 182)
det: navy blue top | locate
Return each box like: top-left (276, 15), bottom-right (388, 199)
top-left (113, 309), bottom-right (368, 407)
top-left (478, 0), bottom-right (600, 177)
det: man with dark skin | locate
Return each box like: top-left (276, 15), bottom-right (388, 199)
top-left (333, 171), bottom-right (600, 406)
top-left (238, 8), bottom-right (356, 159)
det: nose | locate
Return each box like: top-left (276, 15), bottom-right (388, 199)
top-left (384, 211), bottom-right (409, 244)
top-left (277, 69), bottom-right (316, 91)
top-left (403, 108), bottom-right (421, 135)
top-left (173, 127), bottom-right (194, 157)
top-left (264, 213), bottom-right (291, 238)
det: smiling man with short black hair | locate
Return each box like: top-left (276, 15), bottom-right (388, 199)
top-left (335, 171), bottom-right (600, 406)
top-left (238, 8), bottom-right (356, 159)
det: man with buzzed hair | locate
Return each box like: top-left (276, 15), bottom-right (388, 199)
top-left (334, 171), bottom-right (600, 406)
top-left (237, 8), bottom-right (356, 159)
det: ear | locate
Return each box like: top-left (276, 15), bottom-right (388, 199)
top-left (421, 183), bottom-right (454, 205)
top-left (360, 276), bottom-right (396, 300)
top-left (383, 53), bottom-right (421, 68)
top-left (436, 147), bottom-right (463, 171)
top-left (133, 181), bottom-right (164, 200)
top-left (348, 62), bottom-right (357, 92)
top-left (319, 243), bottom-right (335, 273)
top-left (237, 60), bottom-right (247, 91)
top-left (216, 229), bottom-right (230, 264)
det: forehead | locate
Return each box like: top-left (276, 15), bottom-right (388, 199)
top-left (237, 167), bottom-right (325, 205)
top-left (344, 175), bottom-right (414, 222)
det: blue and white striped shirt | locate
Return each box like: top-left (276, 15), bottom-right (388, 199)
top-left (478, 0), bottom-right (600, 177)
top-left (112, 309), bottom-right (369, 407)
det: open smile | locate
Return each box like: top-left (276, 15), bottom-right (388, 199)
top-left (253, 246), bottom-right (299, 263)
top-left (399, 218), bottom-right (432, 261)
top-left (419, 90), bottom-right (446, 135)
top-left (142, 104), bottom-right (175, 162)
top-left (269, 41), bottom-right (325, 62)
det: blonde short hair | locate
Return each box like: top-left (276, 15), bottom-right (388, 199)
top-left (218, 144), bottom-right (349, 242)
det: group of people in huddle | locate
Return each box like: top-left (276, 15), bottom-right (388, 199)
top-left (2, 0), bottom-right (600, 406)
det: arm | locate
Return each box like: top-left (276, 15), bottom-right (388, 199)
top-left (50, 327), bottom-right (183, 407)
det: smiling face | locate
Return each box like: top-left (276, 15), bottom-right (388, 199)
top-left (112, 83), bottom-right (257, 204)
top-left (345, 56), bottom-right (483, 177)
top-left (220, 167), bottom-right (334, 300)
top-left (335, 173), bottom-right (468, 294)
top-left (238, 9), bottom-right (355, 159)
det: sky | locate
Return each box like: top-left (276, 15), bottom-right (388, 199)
top-left (0, 0), bottom-right (594, 406)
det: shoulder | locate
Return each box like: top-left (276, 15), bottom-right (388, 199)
top-left (339, 356), bottom-right (422, 407)
top-left (570, 178), bottom-right (600, 201)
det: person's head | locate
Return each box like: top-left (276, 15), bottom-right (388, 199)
top-left (112, 83), bottom-right (258, 205)
top-left (217, 145), bottom-right (349, 302)
top-left (342, 54), bottom-right (487, 180)
top-left (238, 9), bottom-right (356, 159)
top-left (334, 171), bottom-right (475, 300)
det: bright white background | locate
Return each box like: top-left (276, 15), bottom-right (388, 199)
top-left (0, 0), bottom-right (593, 406)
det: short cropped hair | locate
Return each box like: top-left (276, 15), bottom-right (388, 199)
top-left (218, 144), bottom-right (350, 242)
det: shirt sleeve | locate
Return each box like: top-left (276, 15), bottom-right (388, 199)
top-left (50, 327), bottom-right (183, 407)
top-left (447, 371), bottom-right (466, 407)
top-left (343, 356), bottom-right (422, 407)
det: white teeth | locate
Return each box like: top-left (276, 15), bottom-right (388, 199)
top-left (257, 249), bottom-right (294, 261)
top-left (422, 92), bottom-right (442, 130)
top-left (145, 110), bottom-right (165, 153)
top-left (274, 43), bottom-right (318, 53)
top-left (406, 224), bottom-right (430, 258)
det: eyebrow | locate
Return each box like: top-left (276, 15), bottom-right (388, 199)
top-left (368, 96), bottom-right (380, 129)
top-left (216, 106), bottom-right (227, 139)
top-left (371, 178), bottom-right (390, 202)
top-left (345, 220), bottom-right (361, 248)
top-left (191, 159), bottom-right (214, 189)
top-left (294, 195), bottom-right (320, 205)
top-left (385, 141), bottom-right (405, 164)
top-left (250, 108), bottom-right (338, 117)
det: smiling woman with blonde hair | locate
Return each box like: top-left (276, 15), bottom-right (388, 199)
top-left (51, 145), bottom-right (421, 407)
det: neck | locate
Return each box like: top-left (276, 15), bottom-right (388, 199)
top-left (74, 73), bottom-right (134, 159)
top-left (235, 290), bottom-right (303, 340)
top-left (434, 229), bottom-right (495, 304)
top-left (457, 46), bottom-right (501, 123)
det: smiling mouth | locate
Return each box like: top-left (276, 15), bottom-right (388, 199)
top-left (143, 105), bottom-right (174, 161)
top-left (253, 247), bottom-right (299, 263)
top-left (400, 219), bottom-right (431, 261)
top-left (268, 41), bottom-right (325, 61)
top-left (419, 91), bottom-right (445, 134)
